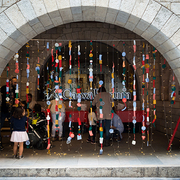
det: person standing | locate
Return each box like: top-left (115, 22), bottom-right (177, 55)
top-left (92, 86), bottom-right (112, 146)
top-left (10, 107), bottom-right (29, 159)
top-left (0, 77), bottom-right (17, 150)
top-left (111, 108), bottom-right (124, 141)
top-left (49, 99), bottom-right (66, 141)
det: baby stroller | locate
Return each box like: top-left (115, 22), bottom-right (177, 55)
top-left (27, 114), bottom-right (48, 150)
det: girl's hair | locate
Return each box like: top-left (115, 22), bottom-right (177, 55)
top-left (13, 107), bottom-right (24, 119)
top-left (34, 104), bottom-right (41, 113)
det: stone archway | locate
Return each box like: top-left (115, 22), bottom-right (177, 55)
top-left (0, 0), bottom-right (180, 83)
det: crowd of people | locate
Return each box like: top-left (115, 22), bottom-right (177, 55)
top-left (0, 77), bottom-right (124, 158)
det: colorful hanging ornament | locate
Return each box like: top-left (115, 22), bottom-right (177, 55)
top-left (89, 41), bottom-right (94, 138)
top-left (47, 42), bottom-right (49, 51)
top-left (6, 64), bottom-right (10, 103)
top-left (145, 43), bottom-right (150, 146)
top-left (78, 45), bottom-right (81, 81)
top-left (132, 40), bottom-right (137, 146)
top-left (121, 42), bottom-right (127, 111)
top-left (171, 74), bottom-right (176, 105)
top-left (35, 41), bottom-right (40, 90)
top-left (141, 43), bottom-right (146, 140)
top-left (152, 47), bottom-right (157, 125)
top-left (14, 52), bottom-right (19, 107)
top-left (46, 108), bottom-right (51, 152)
top-left (66, 41), bottom-right (74, 144)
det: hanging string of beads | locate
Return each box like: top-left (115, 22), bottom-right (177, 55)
top-left (46, 46), bottom-right (51, 152)
top-left (141, 43), bottom-right (146, 140)
top-left (35, 41), bottom-right (40, 90)
top-left (6, 64), bottom-right (10, 103)
top-left (152, 47), bottom-right (157, 126)
top-left (122, 42), bottom-right (127, 111)
top-left (77, 44), bottom-right (82, 141)
top-left (89, 41), bottom-right (94, 138)
top-left (132, 40), bottom-right (137, 145)
top-left (67, 41), bottom-right (74, 144)
top-left (145, 44), bottom-right (150, 146)
top-left (14, 52), bottom-right (19, 107)
top-left (26, 43), bottom-right (30, 136)
top-left (171, 74), bottom-right (176, 105)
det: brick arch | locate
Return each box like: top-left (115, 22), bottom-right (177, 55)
top-left (0, 0), bottom-right (180, 83)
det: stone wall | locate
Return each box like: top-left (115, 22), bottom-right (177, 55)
top-left (1, 0), bottom-right (180, 17)
top-left (0, 22), bottom-right (180, 139)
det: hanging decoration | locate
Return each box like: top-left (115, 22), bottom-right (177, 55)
top-left (141, 43), bottom-right (146, 140)
top-left (14, 52), bottom-right (19, 107)
top-left (145, 44), bottom-right (150, 146)
top-left (6, 64), bottom-right (10, 103)
top-left (66, 41), bottom-right (74, 144)
top-left (25, 43), bottom-right (30, 147)
top-left (77, 45), bottom-right (82, 140)
top-left (132, 40), bottom-right (136, 145)
top-left (121, 42), bottom-right (127, 111)
top-left (47, 42), bottom-right (49, 51)
top-left (171, 74), bottom-right (176, 105)
top-left (89, 41), bottom-right (94, 138)
top-left (152, 47), bottom-right (157, 125)
top-left (35, 41), bottom-right (40, 90)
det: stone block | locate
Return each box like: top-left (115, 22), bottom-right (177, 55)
top-left (0, 28), bottom-right (8, 44)
top-left (142, 0), bottom-right (161, 24)
top-left (59, 8), bottom-right (73, 23)
top-left (109, 0), bottom-right (121, 10)
top-left (171, 3), bottom-right (180, 15)
top-left (0, 45), bottom-right (10, 59)
top-left (73, 13), bottom-right (83, 22)
top-left (162, 14), bottom-right (180, 39)
top-left (9, 42), bottom-right (21, 53)
top-left (95, 7), bottom-right (107, 22)
top-left (0, 169), bottom-right (19, 177)
top-left (51, 17), bottom-right (63, 27)
top-left (144, 167), bottom-right (159, 177)
top-left (165, 48), bottom-right (180, 61)
top-left (30, 0), bottom-right (47, 17)
top-left (112, 167), bottom-right (143, 177)
top-left (152, 6), bottom-right (172, 31)
top-left (136, 19), bottom-right (150, 32)
top-left (5, 4), bottom-right (27, 29)
top-left (17, 0), bottom-right (37, 24)
top-left (56, 0), bottom-right (70, 9)
top-left (82, 6), bottom-right (95, 21)
top-left (4, 50), bottom-right (15, 61)
top-left (32, 22), bottom-right (46, 34)
top-left (18, 23), bottom-right (34, 36)
top-left (120, 0), bottom-right (136, 14)
top-left (15, 34), bottom-right (28, 46)
top-left (96, 0), bottom-right (108, 8)
top-left (170, 29), bottom-right (180, 47)
top-left (0, 12), bottom-right (17, 36)
top-left (141, 25), bottom-right (158, 41)
top-left (44, 24), bottom-right (55, 31)
top-left (38, 14), bottom-right (53, 28)
top-left (150, 31), bottom-right (169, 48)
top-left (1, 36), bottom-right (15, 49)
top-left (124, 21), bottom-right (136, 32)
top-left (157, 39), bottom-right (176, 55)
top-left (131, 0), bottom-right (149, 19)
top-left (70, 0), bottom-right (81, 7)
top-left (82, 0), bottom-right (95, 6)
top-left (44, 0), bottom-right (58, 13)
top-left (28, 18), bottom-right (40, 27)
top-left (115, 11), bottom-right (129, 27)
top-left (71, 6), bottom-right (82, 14)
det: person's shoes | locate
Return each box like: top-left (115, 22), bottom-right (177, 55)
top-left (18, 155), bottom-right (24, 159)
top-left (86, 139), bottom-right (91, 143)
top-left (0, 146), bottom-right (4, 151)
top-left (52, 137), bottom-right (56, 141)
top-left (91, 141), bottom-right (96, 145)
top-left (12, 154), bottom-right (17, 159)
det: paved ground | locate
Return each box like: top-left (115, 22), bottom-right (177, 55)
top-left (0, 178), bottom-right (179, 180)
top-left (0, 130), bottom-right (180, 177)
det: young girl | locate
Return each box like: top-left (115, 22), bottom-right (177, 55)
top-left (10, 107), bottom-right (29, 159)
top-left (87, 106), bottom-right (97, 144)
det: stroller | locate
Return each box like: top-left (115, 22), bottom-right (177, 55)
top-left (27, 114), bottom-right (48, 150)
